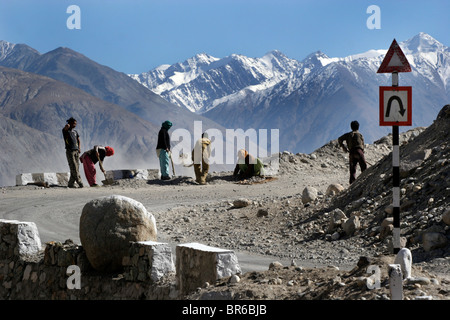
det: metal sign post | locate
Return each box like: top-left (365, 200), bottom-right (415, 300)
top-left (391, 72), bottom-right (401, 254)
top-left (377, 39), bottom-right (412, 254)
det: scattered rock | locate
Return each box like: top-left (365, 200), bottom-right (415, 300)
top-left (407, 277), bottom-right (431, 286)
top-left (380, 217), bottom-right (394, 239)
top-left (230, 275), bottom-right (240, 284)
top-left (327, 208), bottom-right (347, 233)
top-left (269, 261), bottom-right (283, 270)
top-left (233, 198), bottom-right (251, 208)
top-left (326, 183), bottom-right (344, 196)
top-left (331, 232), bottom-right (340, 240)
top-left (442, 209), bottom-right (450, 226)
top-left (422, 232), bottom-right (448, 252)
top-left (342, 216), bottom-right (360, 236)
top-left (302, 187), bottom-right (318, 204)
top-left (257, 209), bottom-right (269, 217)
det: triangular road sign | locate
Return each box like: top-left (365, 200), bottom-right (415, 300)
top-left (377, 39), bottom-right (412, 73)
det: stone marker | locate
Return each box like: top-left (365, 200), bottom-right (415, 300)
top-left (394, 248), bottom-right (412, 280)
top-left (122, 240), bottom-right (175, 282)
top-left (105, 169), bottom-right (160, 181)
top-left (389, 264), bottom-right (403, 300)
top-left (0, 219), bottom-right (42, 259)
top-left (176, 242), bottom-right (241, 296)
top-left (16, 172), bottom-right (69, 186)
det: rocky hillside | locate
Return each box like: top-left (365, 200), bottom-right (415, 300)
top-left (0, 42), bottom-right (225, 132)
top-left (166, 105), bottom-right (450, 300)
top-left (0, 66), bottom-right (161, 187)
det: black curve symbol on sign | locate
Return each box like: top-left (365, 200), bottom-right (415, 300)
top-left (386, 95), bottom-right (406, 118)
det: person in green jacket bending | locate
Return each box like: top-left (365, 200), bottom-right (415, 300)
top-left (233, 149), bottom-right (264, 180)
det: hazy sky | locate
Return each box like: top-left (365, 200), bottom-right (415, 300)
top-left (0, 0), bottom-right (448, 74)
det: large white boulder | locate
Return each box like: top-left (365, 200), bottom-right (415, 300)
top-left (79, 195), bottom-right (157, 272)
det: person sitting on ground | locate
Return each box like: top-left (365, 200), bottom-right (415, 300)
top-left (80, 145), bottom-right (114, 187)
top-left (233, 149), bottom-right (264, 180)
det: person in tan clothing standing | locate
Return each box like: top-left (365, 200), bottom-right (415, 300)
top-left (338, 120), bottom-right (367, 184)
top-left (192, 132), bottom-right (211, 185)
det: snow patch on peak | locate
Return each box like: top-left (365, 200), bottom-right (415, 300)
top-left (345, 49), bottom-right (386, 61)
top-left (402, 32), bottom-right (445, 54)
top-left (0, 40), bottom-right (16, 61)
top-left (155, 64), bottom-right (171, 72)
top-left (303, 51), bottom-right (339, 67)
top-left (263, 50), bottom-right (288, 60)
top-left (187, 53), bottom-right (219, 67)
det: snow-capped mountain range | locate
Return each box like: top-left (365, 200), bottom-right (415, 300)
top-left (129, 50), bottom-right (302, 114)
top-left (130, 33), bottom-right (449, 114)
top-left (0, 32), bottom-right (448, 168)
top-left (130, 33), bottom-right (449, 153)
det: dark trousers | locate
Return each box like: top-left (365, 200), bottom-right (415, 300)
top-left (66, 149), bottom-right (83, 187)
top-left (349, 148), bottom-right (367, 184)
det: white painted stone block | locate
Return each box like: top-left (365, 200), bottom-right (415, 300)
top-left (15, 172), bottom-right (69, 186)
top-left (176, 242), bottom-right (241, 295)
top-left (0, 219), bottom-right (42, 257)
top-left (134, 169), bottom-right (148, 180)
top-left (394, 248), bottom-right (412, 280)
top-left (105, 169), bottom-right (160, 181)
top-left (16, 173), bottom-right (33, 186)
top-left (43, 172), bottom-right (58, 185)
top-left (138, 240), bottom-right (175, 282)
top-left (389, 264), bottom-right (403, 300)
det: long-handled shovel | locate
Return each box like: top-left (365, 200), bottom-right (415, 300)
top-left (169, 151), bottom-right (176, 177)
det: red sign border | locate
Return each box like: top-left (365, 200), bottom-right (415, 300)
top-left (377, 39), bottom-right (412, 73)
top-left (379, 86), bottom-right (412, 126)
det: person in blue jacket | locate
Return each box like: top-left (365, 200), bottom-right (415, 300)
top-left (156, 120), bottom-right (173, 180)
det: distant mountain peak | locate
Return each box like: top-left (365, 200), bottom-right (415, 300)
top-left (305, 50), bottom-right (329, 60)
top-left (0, 40), bottom-right (39, 56)
top-left (303, 50), bottom-right (335, 67)
top-left (263, 50), bottom-right (287, 59)
top-left (0, 41), bottom-right (16, 60)
top-left (47, 46), bottom-right (83, 57)
top-left (186, 52), bottom-right (219, 66)
top-left (402, 32), bottom-right (445, 53)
